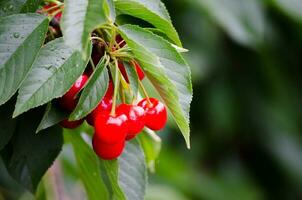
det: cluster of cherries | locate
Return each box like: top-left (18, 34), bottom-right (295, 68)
top-left (42, 2), bottom-right (168, 160)
top-left (57, 67), bottom-right (167, 160)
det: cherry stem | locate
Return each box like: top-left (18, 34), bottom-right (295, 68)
top-left (110, 58), bottom-right (120, 116)
top-left (42, 3), bottom-right (63, 13)
top-left (89, 57), bottom-right (96, 70)
top-left (138, 80), bottom-right (152, 105)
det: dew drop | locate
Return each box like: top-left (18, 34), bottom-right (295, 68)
top-left (13, 32), bottom-right (20, 38)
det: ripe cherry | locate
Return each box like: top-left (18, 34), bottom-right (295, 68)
top-left (117, 104), bottom-right (145, 140)
top-left (92, 135), bottom-right (125, 160)
top-left (94, 113), bottom-right (128, 144)
top-left (58, 75), bottom-right (88, 111)
top-left (60, 119), bottom-right (84, 129)
top-left (86, 80), bottom-right (114, 125)
top-left (118, 62), bottom-right (145, 83)
top-left (138, 98), bottom-right (167, 131)
top-left (42, 3), bottom-right (62, 22)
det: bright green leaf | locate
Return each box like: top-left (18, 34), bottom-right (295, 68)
top-left (114, 0), bottom-right (182, 46)
top-left (119, 25), bottom-right (192, 148)
top-left (70, 59), bottom-right (109, 120)
top-left (13, 38), bottom-right (90, 117)
top-left (61, 0), bottom-right (109, 58)
top-left (36, 103), bottom-right (69, 133)
top-left (0, 0), bottom-right (42, 17)
top-left (0, 14), bottom-right (48, 106)
top-left (138, 128), bottom-right (161, 173)
top-left (3, 109), bottom-right (63, 192)
top-left (65, 131), bottom-right (109, 200)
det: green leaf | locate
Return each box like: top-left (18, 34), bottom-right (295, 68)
top-left (99, 160), bottom-right (126, 200)
top-left (64, 131), bottom-right (109, 200)
top-left (104, 0), bottom-right (116, 22)
top-left (118, 140), bottom-right (147, 200)
top-left (197, 0), bottom-right (267, 47)
top-left (272, 0), bottom-right (302, 22)
top-left (0, 97), bottom-right (17, 151)
top-left (0, 14), bottom-right (48, 106)
top-left (138, 128), bottom-right (161, 173)
top-left (3, 109), bottom-right (63, 192)
top-left (36, 103), bottom-right (69, 133)
top-left (0, 0), bottom-right (42, 17)
top-left (61, 0), bottom-right (109, 58)
top-left (13, 38), bottom-right (90, 117)
top-left (70, 59), bottom-right (109, 120)
top-left (114, 0), bottom-right (182, 46)
top-left (118, 25), bottom-right (192, 148)
top-left (124, 62), bottom-right (139, 97)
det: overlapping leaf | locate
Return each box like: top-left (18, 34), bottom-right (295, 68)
top-left (118, 140), bottom-right (147, 200)
top-left (0, 14), bottom-right (48, 106)
top-left (65, 132), bottom-right (109, 200)
top-left (61, 0), bottom-right (110, 58)
top-left (0, 0), bottom-right (41, 17)
top-left (70, 59), bottom-right (109, 120)
top-left (13, 38), bottom-right (90, 117)
top-left (3, 109), bottom-right (63, 192)
top-left (119, 25), bottom-right (192, 148)
top-left (115, 0), bottom-right (181, 46)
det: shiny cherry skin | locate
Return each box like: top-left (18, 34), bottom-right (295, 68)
top-left (118, 62), bottom-right (145, 83)
top-left (86, 80), bottom-right (114, 126)
top-left (138, 98), bottom-right (167, 131)
top-left (60, 118), bottom-right (84, 129)
top-left (92, 135), bottom-right (125, 160)
top-left (117, 104), bottom-right (145, 140)
top-left (94, 112), bottom-right (128, 144)
top-left (58, 75), bottom-right (88, 111)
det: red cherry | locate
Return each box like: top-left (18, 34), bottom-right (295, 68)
top-left (60, 119), bottom-right (84, 129)
top-left (92, 135), bottom-right (125, 160)
top-left (42, 3), bottom-right (62, 21)
top-left (58, 75), bottom-right (88, 111)
top-left (115, 35), bottom-right (126, 48)
top-left (134, 62), bottom-right (145, 81)
top-left (86, 80), bottom-right (114, 126)
top-left (94, 113), bottom-right (128, 144)
top-left (138, 98), bottom-right (167, 131)
top-left (117, 104), bottom-right (145, 140)
top-left (118, 62), bottom-right (145, 83)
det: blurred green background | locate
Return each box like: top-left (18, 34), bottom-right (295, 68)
top-left (145, 0), bottom-right (302, 200)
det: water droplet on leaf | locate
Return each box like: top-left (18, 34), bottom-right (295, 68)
top-left (13, 32), bottom-right (20, 38)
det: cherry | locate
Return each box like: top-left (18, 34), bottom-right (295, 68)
top-left (138, 98), bottom-right (167, 131)
top-left (118, 62), bottom-right (145, 83)
top-left (115, 35), bottom-right (126, 48)
top-left (92, 135), bottom-right (125, 160)
top-left (58, 75), bottom-right (88, 111)
top-left (86, 80), bottom-right (114, 125)
top-left (94, 113), bottom-right (128, 144)
top-left (60, 119), bottom-right (84, 129)
top-left (117, 104), bottom-right (145, 140)
top-left (42, 3), bottom-right (62, 22)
